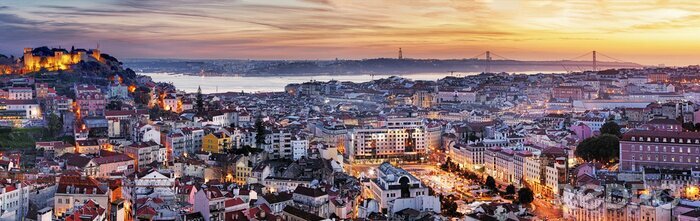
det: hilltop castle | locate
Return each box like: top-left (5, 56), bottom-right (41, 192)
top-left (22, 46), bottom-right (102, 72)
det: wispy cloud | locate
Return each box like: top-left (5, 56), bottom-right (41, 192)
top-left (1, 0), bottom-right (700, 65)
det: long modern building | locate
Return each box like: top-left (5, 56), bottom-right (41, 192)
top-left (346, 117), bottom-right (427, 164)
top-left (620, 130), bottom-right (700, 172)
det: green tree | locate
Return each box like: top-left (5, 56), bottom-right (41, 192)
top-left (133, 86), bottom-right (151, 106)
top-left (254, 114), bottom-right (266, 148)
top-left (682, 122), bottom-right (698, 132)
top-left (505, 184), bottom-right (516, 195)
top-left (106, 100), bottom-right (122, 110)
top-left (575, 134), bottom-right (620, 164)
top-left (149, 106), bottom-right (161, 120)
top-left (439, 194), bottom-right (462, 217)
top-left (441, 157), bottom-right (455, 171)
top-left (46, 113), bottom-right (63, 137)
top-left (600, 121), bottom-right (621, 137)
top-left (517, 187), bottom-right (534, 204)
top-left (196, 86), bottom-right (205, 114)
top-left (485, 176), bottom-right (496, 190)
top-left (467, 131), bottom-right (479, 142)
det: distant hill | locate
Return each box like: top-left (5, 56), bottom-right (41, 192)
top-left (123, 58), bottom-right (642, 76)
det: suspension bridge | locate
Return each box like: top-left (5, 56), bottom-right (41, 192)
top-left (465, 50), bottom-right (638, 74)
top-left (398, 48), bottom-right (640, 74)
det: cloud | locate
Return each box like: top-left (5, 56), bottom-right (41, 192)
top-left (1, 0), bottom-right (700, 65)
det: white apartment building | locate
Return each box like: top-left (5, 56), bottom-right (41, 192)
top-left (484, 147), bottom-right (514, 184)
top-left (264, 129), bottom-right (293, 160)
top-left (181, 127), bottom-right (204, 153)
top-left (8, 87), bottom-right (33, 100)
top-left (125, 141), bottom-right (164, 170)
top-left (219, 127), bottom-right (255, 149)
top-left (0, 181), bottom-right (30, 221)
top-left (449, 143), bottom-right (486, 171)
top-left (2, 99), bottom-right (42, 119)
top-left (133, 124), bottom-right (161, 144)
top-left (291, 137), bottom-right (308, 161)
top-left (545, 157), bottom-right (567, 197)
top-left (165, 132), bottom-right (185, 161)
top-left (369, 163), bottom-right (433, 210)
top-left (524, 156), bottom-right (543, 188)
top-left (483, 145), bottom-right (538, 187)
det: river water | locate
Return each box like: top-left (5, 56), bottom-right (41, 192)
top-left (141, 71), bottom-right (560, 93)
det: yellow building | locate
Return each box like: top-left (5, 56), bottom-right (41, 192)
top-left (201, 132), bottom-right (231, 153)
top-left (234, 155), bottom-right (251, 185)
top-left (22, 47), bottom-right (102, 72)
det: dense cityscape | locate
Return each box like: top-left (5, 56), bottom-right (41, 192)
top-left (0, 45), bottom-right (699, 221)
top-left (3, 1), bottom-right (700, 221)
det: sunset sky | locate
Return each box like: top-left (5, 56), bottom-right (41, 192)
top-left (1, 0), bottom-right (700, 65)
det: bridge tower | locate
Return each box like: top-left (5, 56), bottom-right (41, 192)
top-left (592, 50), bottom-right (597, 71)
top-left (485, 51), bottom-right (492, 73)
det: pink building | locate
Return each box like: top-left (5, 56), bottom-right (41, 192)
top-left (92, 152), bottom-right (134, 177)
top-left (76, 92), bottom-right (106, 117)
top-left (620, 130), bottom-right (700, 172)
top-left (552, 86), bottom-right (584, 100)
top-left (570, 122), bottom-right (593, 140)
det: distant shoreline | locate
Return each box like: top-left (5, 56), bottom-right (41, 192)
top-left (124, 58), bottom-right (640, 77)
top-left (140, 71), bottom-right (565, 94)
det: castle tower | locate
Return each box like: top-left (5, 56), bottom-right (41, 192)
top-left (55, 50), bottom-right (64, 70)
top-left (23, 48), bottom-right (35, 71)
top-left (92, 48), bottom-right (101, 61)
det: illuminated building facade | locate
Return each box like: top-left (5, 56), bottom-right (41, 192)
top-left (620, 130), bottom-right (700, 172)
top-left (76, 92), bottom-right (106, 117)
top-left (347, 117), bottom-right (428, 163)
top-left (22, 47), bottom-right (102, 73)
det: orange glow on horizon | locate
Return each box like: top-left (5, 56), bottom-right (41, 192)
top-left (5, 1), bottom-right (700, 65)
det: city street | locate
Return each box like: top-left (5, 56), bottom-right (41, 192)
top-left (347, 160), bottom-right (564, 219)
top-left (532, 197), bottom-right (563, 220)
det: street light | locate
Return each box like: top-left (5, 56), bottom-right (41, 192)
top-left (686, 185), bottom-right (699, 199)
